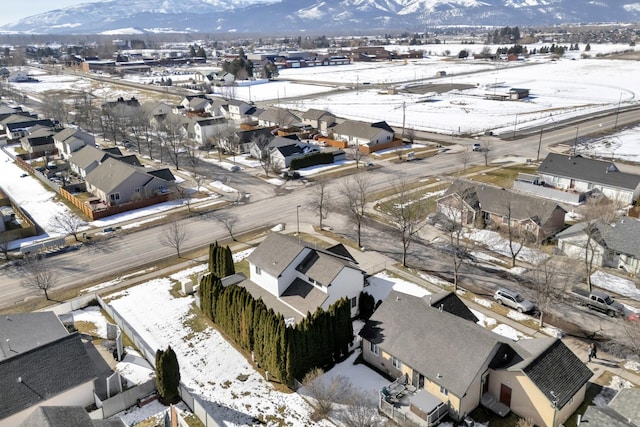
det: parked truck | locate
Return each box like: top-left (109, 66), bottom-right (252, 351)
top-left (571, 288), bottom-right (625, 317)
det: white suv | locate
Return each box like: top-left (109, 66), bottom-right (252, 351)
top-left (494, 288), bottom-right (535, 313)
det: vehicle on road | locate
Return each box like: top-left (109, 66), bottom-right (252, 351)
top-left (494, 288), bottom-right (535, 313)
top-left (571, 288), bottom-right (625, 317)
top-left (473, 143), bottom-right (482, 151)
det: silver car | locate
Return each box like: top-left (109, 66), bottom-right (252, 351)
top-left (494, 288), bottom-right (535, 313)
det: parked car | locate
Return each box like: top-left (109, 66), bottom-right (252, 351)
top-left (473, 143), bottom-right (482, 151)
top-left (494, 288), bottom-right (535, 313)
top-left (571, 288), bottom-right (625, 317)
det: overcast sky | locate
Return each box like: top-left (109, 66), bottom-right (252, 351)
top-left (1, 1), bottom-right (87, 26)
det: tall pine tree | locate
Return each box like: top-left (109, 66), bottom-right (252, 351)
top-left (155, 346), bottom-right (181, 404)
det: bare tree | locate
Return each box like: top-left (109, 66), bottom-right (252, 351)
top-left (0, 232), bottom-right (12, 260)
top-left (72, 90), bottom-right (99, 134)
top-left (41, 92), bottom-right (70, 125)
top-left (21, 253), bottom-right (57, 300)
top-left (349, 141), bottom-right (365, 169)
top-left (161, 114), bottom-right (188, 170)
top-left (461, 146), bottom-right (470, 172)
top-left (50, 213), bottom-right (85, 242)
top-left (404, 128), bottom-right (416, 145)
top-left (385, 179), bottom-right (428, 267)
top-left (528, 257), bottom-right (565, 328)
top-left (254, 133), bottom-right (273, 177)
top-left (437, 185), bottom-right (477, 290)
top-left (216, 211), bottom-right (239, 241)
top-left (579, 195), bottom-right (622, 290)
top-left (308, 177), bottom-right (331, 230)
top-left (337, 388), bottom-right (381, 427)
top-left (482, 139), bottom-right (492, 166)
top-left (302, 368), bottom-right (350, 421)
top-left (159, 216), bottom-right (188, 257)
top-left (340, 173), bottom-right (371, 248)
top-left (129, 107), bottom-right (154, 157)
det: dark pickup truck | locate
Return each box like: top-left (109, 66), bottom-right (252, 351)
top-left (571, 288), bottom-right (625, 317)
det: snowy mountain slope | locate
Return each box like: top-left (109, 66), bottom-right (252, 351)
top-left (1, 0), bottom-right (638, 34)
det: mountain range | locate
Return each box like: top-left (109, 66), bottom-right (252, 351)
top-left (2, 0), bottom-right (639, 35)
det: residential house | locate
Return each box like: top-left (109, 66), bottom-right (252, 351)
top-left (204, 96), bottom-right (229, 118)
top-left (221, 127), bottom-right (273, 155)
top-left (258, 108), bottom-right (301, 128)
top-left (194, 69), bottom-right (234, 86)
top-left (53, 128), bottom-right (96, 159)
top-left (0, 313), bottom-right (98, 427)
top-left (580, 387), bottom-right (640, 426)
top-left (331, 120), bottom-right (397, 153)
top-left (69, 145), bottom-right (140, 178)
top-left (19, 128), bottom-right (56, 156)
top-left (19, 406), bottom-right (126, 427)
top-left (84, 157), bottom-right (175, 206)
top-left (190, 116), bottom-right (228, 146)
top-left (437, 184), bottom-right (566, 241)
top-left (7, 70), bottom-right (32, 82)
top-left (244, 232), bottom-right (365, 321)
top-left (360, 291), bottom-right (592, 427)
top-left (556, 217), bottom-right (640, 275)
top-left (538, 153), bottom-right (640, 205)
top-left (142, 101), bottom-right (173, 127)
top-left (101, 97), bottom-right (140, 120)
top-left (226, 99), bottom-right (258, 124)
top-left (270, 140), bottom-right (319, 169)
top-left (301, 109), bottom-right (336, 134)
top-left (2, 117), bottom-right (56, 141)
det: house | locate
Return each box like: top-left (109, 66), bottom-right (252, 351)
top-left (101, 97), bottom-right (140, 119)
top-left (360, 291), bottom-right (592, 427)
top-left (2, 118), bottom-right (56, 140)
top-left (221, 127), bottom-right (273, 155)
top-left (84, 157), bottom-right (175, 206)
top-left (194, 69), bottom-right (234, 86)
top-left (331, 119), bottom-right (397, 153)
top-left (190, 116), bottom-right (227, 145)
top-left (244, 232), bottom-right (365, 321)
top-left (53, 128), bottom-right (96, 159)
top-left (437, 184), bottom-right (566, 241)
top-left (142, 101), bottom-right (173, 127)
top-left (69, 145), bottom-right (139, 178)
top-left (8, 70), bottom-right (33, 82)
top-left (258, 108), bottom-right (301, 128)
top-left (580, 387), bottom-right (640, 426)
top-left (19, 406), bottom-right (126, 427)
top-left (226, 99), bottom-right (258, 123)
top-left (301, 109), bottom-right (336, 134)
top-left (538, 153), bottom-right (640, 205)
top-left (20, 128), bottom-right (56, 156)
top-left (0, 313), bottom-right (98, 427)
top-left (556, 217), bottom-right (640, 275)
top-left (270, 141), bottom-right (319, 169)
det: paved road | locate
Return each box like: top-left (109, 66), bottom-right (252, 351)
top-left (2, 106), bottom-right (638, 310)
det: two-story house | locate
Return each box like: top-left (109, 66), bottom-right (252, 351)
top-left (244, 232), bottom-right (365, 321)
top-left (360, 291), bottom-right (592, 427)
top-left (53, 128), bottom-right (96, 159)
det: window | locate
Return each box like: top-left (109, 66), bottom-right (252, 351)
top-left (134, 187), bottom-right (141, 193)
top-left (254, 266), bottom-right (261, 275)
top-left (392, 357), bottom-right (402, 370)
top-left (109, 193), bottom-right (120, 202)
top-left (439, 386), bottom-right (449, 396)
top-left (370, 342), bottom-right (379, 356)
top-left (351, 296), bottom-right (357, 308)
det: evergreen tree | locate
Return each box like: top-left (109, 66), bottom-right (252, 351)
top-left (155, 346), bottom-right (181, 404)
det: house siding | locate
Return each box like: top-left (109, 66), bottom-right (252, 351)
top-left (321, 267), bottom-right (363, 317)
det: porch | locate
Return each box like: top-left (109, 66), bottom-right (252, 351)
top-left (379, 376), bottom-right (449, 427)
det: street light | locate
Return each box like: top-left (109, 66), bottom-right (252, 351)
top-left (296, 205), bottom-right (301, 241)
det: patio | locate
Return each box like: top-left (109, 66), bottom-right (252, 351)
top-left (379, 376), bottom-right (449, 427)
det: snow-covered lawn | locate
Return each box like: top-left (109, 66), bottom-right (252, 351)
top-left (591, 270), bottom-right (640, 301)
top-left (466, 229), bottom-right (548, 266)
top-left (107, 274), bottom-right (328, 427)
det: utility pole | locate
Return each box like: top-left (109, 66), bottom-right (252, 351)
top-left (513, 113), bottom-right (518, 139)
top-left (402, 102), bottom-right (406, 140)
top-left (537, 127), bottom-right (543, 161)
top-left (614, 91), bottom-right (622, 129)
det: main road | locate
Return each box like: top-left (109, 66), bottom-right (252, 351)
top-left (2, 106), bottom-right (639, 311)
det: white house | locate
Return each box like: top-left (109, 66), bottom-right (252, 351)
top-left (227, 99), bottom-right (257, 123)
top-left (53, 127), bottom-right (96, 159)
top-left (332, 119), bottom-right (394, 148)
top-left (538, 153), bottom-right (640, 205)
top-left (246, 232), bottom-right (365, 319)
top-left (191, 116), bottom-right (227, 145)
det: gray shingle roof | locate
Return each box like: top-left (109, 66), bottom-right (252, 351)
top-left (581, 405), bottom-right (638, 427)
top-left (521, 338), bottom-right (592, 409)
top-left (476, 185), bottom-right (565, 222)
top-left (609, 388), bottom-right (640, 425)
top-left (247, 232), bottom-right (305, 277)
top-left (538, 153), bottom-right (640, 191)
top-left (69, 145), bottom-right (111, 170)
top-left (302, 109), bottom-right (334, 121)
top-left (84, 157), bottom-right (146, 194)
top-left (0, 312), bottom-right (69, 361)
top-left (602, 217), bottom-right (640, 259)
top-left (360, 291), bottom-right (590, 406)
top-left (333, 120), bottom-right (393, 140)
top-left (19, 406), bottom-right (126, 427)
top-left (360, 291), bottom-right (507, 397)
top-left (0, 333), bottom-right (97, 420)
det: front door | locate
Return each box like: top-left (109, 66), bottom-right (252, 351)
top-left (412, 371), bottom-right (424, 389)
top-left (500, 384), bottom-right (512, 407)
